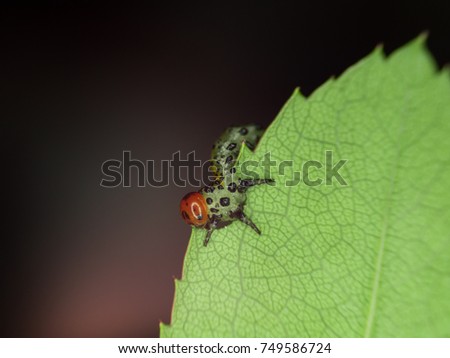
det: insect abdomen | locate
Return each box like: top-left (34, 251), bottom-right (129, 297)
top-left (210, 124), bottom-right (263, 177)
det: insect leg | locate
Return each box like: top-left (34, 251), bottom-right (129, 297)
top-left (203, 217), bottom-right (220, 247)
top-left (203, 229), bottom-right (214, 246)
top-left (238, 178), bottom-right (275, 192)
top-left (235, 211), bottom-right (261, 235)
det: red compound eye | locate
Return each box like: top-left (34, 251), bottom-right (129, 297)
top-left (180, 192), bottom-right (208, 227)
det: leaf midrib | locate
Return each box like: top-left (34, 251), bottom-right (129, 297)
top-left (364, 82), bottom-right (412, 337)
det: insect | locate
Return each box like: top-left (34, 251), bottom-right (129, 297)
top-left (180, 124), bottom-right (274, 246)
top-left (210, 124), bottom-right (264, 177)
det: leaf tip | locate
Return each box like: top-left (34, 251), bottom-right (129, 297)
top-left (159, 321), bottom-right (171, 337)
top-left (418, 30), bottom-right (430, 43)
top-left (371, 43), bottom-right (386, 60)
top-left (407, 31), bottom-right (430, 51)
top-left (292, 86), bottom-right (305, 99)
top-left (374, 42), bottom-right (384, 52)
top-left (442, 63), bottom-right (450, 78)
top-left (282, 86), bottom-right (306, 105)
top-left (174, 277), bottom-right (182, 286)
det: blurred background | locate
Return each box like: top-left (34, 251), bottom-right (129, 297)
top-left (1, 1), bottom-right (449, 337)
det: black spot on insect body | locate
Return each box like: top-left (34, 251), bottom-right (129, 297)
top-left (210, 208), bottom-right (219, 213)
top-left (204, 186), bottom-right (215, 193)
top-left (206, 198), bottom-right (213, 205)
top-left (230, 167), bottom-right (236, 174)
top-left (225, 155), bottom-right (234, 164)
top-left (218, 185), bottom-right (224, 190)
top-left (227, 182), bottom-right (237, 192)
top-left (226, 142), bottom-right (237, 151)
top-left (246, 142), bottom-right (255, 150)
top-left (238, 180), bottom-right (251, 193)
top-left (220, 197), bottom-right (230, 207)
top-left (239, 127), bottom-right (248, 135)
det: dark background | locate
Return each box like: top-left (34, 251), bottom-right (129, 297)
top-left (1, 1), bottom-right (449, 337)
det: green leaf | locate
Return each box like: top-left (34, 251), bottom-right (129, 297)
top-left (161, 36), bottom-right (450, 337)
